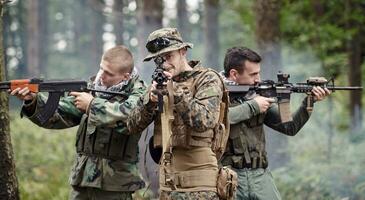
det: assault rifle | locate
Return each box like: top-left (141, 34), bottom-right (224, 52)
top-left (0, 78), bottom-right (128, 124)
top-left (152, 56), bottom-right (169, 113)
top-left (227, 72), bottom-right (363, 123)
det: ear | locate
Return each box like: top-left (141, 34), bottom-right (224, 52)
top-left (229, 69), bottom-right (238, 81)
top-left (179, 48), bottom-right (187, 56)
top-left (122, 72), bottom-right (130, 80)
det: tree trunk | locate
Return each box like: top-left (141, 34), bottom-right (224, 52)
top-left (177, 0), bottom-right (189, 41)
top-left (113, 0), bottom-right (124, 45)
top-left (0, 3), bottom-right (20, 199)
top-left (254, 0), bottom-right (282, 79)
top-left (39, 0), bottom-right (48, 77)
top-left (17, 0), bottom-right (28, 78)
top-left (203, 0), bottom-right (220, 71)
top-left (27, 0), bottom-right (42, 77)
top-left (254, 0), bottom-right (287, 169)
top-left (90, 0), bottom-right (105, 76)
top-left (346, 0), bottom-right (363, 137)
top-left (136, 0), bottom-right (163, 82)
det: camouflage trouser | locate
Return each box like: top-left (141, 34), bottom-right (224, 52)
top-left (69, 186), bottom-right (133, 200)
top-left (233, 167), bottom-right (281, 200)
top-left (160, 190), bottom-right (219, 200)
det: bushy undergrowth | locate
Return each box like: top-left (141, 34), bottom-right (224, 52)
top-left (10, 113), bottom-right (75, 200)
top-left (273, 118), bottom-right (365, 200)
top-left (10, 109), bottom-right (365, 200)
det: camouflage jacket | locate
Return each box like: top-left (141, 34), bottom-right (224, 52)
top-left (127, 61), bottom-right (223, 136)
top-left (21, 75), bottom-right (147, 192)
top-left (127, 61), bottom-right (224, 191)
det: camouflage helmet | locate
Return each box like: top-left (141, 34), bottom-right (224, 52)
top-left (144, 27), bottom-right (193, 62)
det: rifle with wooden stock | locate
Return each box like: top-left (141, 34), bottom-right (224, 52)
top-left (0, 78), bottom-right (128, 124)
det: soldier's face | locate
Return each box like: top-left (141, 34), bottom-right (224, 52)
top-left (98, 60), bottom-right (129, 88)
top-left (160, 49), bottom-right (186, 77)
top-left (233, 61), bottom-right (261, 85)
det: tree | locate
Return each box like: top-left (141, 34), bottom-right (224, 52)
top-left (254, 0), bottom-right (288, 169)
top-left (26, 0), bottom-right (48, 77)
top-left (0, 2), bottom-right (19, 199)
top-left (89, 0), bottom-right (105, 76)
top-left (177, 0), bottom-right (189, 42)
top-left (254, 0), bottom-right (282, 79)
top-left (203, 0), bottom-right (220, 70)
top-left (136, 0), bottom-right (163, 81)
top-left (346, 0), bottom-right (363, 137)
top-left (113, 0), bottom-right (124, 45)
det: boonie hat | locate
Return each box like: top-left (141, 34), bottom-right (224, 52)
top-left (144, 27), bottom-right (193, 62)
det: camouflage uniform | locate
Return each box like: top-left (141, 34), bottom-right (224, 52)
top-left (220, 77), bottom-right (312, 200)
top-left (127, 61), bottom-right (223, 200)
top-left (21, 75), bottom-right (147, 200)
top-left (124, 27), bottom-right (224, 200)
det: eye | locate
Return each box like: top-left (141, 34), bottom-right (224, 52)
top-left (163, 54), bottom-right (171, 60)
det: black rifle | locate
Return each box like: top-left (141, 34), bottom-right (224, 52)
top-left (0, 78), bottom-right (128, 124)
top-left (151, 56), bottom-right (168, 112)
top-left (227, 72), bottom-right (363, 122)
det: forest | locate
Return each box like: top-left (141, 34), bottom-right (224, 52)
top-left (0, 0), bottom-right (364, 199)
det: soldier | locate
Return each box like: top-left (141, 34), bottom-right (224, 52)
top-left (220, 46), bottom-right (331, 200)
top-left (127, 27), bottom-right (225, 199)
top-left (10, 45), bottom-right (147, 200)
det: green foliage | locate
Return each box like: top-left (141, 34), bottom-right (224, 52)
top-left (10, 112), bottom-right (75, 200)
top-left (268, 92), bottom-right (365, 200)
top-left (273, 129), bottom-right (365, 200)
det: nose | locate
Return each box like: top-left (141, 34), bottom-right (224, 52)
top-left (99, 70), bottom-right (106, 78)
top-left (255, 74), bottom-right (261, 83)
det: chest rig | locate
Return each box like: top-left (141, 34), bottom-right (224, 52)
top-left (75, 89), bottom-right (138, 163)
top-left (153, 67), bottom-right (228, 153)
top-left (222, 94), bottom-right (268, 169)
top-left (155, 66), bottom-right (230, 192)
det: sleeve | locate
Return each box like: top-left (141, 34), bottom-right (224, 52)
top-left (21, 93), bottom-right (83, 129)
top-left (264, 97), bottom-right (311, 136)
top-left (87, 79), bottom-right (148, 127)
top-left (229, 99), bottom-right (261, 125)
top-left (174, 71), bottom-right (223, 132)
top-left (126, 85), bottom-right (158, 135)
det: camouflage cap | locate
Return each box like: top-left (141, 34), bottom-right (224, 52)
top-left (144, 27), bottom-right (193, 62)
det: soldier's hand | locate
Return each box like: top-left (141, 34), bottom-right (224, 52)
top-left (150, 80), bottom-right (170, 103)
top-left (163, 71), bottom-right (173, 79)
top-left (149, 81), bottom-right (159, 103)
top-left (69, 92), bottom-right (94, 112)
top-left (9, 87), bottom-right (36, 101)
top-left (254, 96), bottom-right (275, 113)
top-left (312, 86), bottom-right (331, 102)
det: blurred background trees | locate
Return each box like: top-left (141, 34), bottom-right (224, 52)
top-left (0, 0), bottom-right (364, 199)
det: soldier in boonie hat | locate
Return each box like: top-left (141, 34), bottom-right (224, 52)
top-left (128, 27), bottom-right (226, 199)
top-left (144, 27), bottom-right (193, 62)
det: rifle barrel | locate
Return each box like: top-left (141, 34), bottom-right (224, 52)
top-left (88, 88), bottom-right (128, 97)
top-left (327, 86), bottom-right (363, 90)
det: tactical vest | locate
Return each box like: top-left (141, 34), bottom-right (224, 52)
top-left (221, 96), bottom-right (269, 169)
top-left (155, 66), bottom-right (230, 192)
top-left (75, 93), bottom-right (138, 163)
top-left (153, 67), bottom-right (229, 156)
